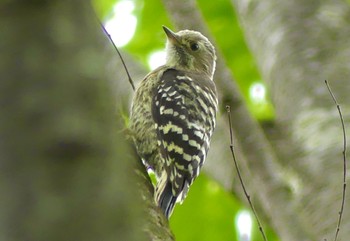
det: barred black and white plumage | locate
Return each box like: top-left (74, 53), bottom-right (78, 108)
top-left (129, 26), bottom-right (217, 219)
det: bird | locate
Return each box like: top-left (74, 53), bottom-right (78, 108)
top-left (129, 26), bottom-right (218, 219)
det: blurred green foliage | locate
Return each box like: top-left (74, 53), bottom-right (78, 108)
top-left (93, 0), bottom-right (279, 240)
top-left (197, 0), bottom-right (275, 121)
top-left (171, 174), bottom-right (279, 241)
top-left (92, 0), bottom-right (116, 18)
top-left (170, 174), bottom-right (240, 241)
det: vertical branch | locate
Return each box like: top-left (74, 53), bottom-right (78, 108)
top-left (325, 80), bottom-right (347, 241)
top-left (226, 106), bottom-right (268, 241)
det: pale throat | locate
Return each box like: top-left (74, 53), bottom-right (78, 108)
top-left (165, 44), bottom-right (195, 71)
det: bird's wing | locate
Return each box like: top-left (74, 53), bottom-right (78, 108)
top-left (152, 68), bottom-right (217, 197)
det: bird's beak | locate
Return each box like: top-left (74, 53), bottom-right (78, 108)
top-left (163, 26), bottom-right (180, 45)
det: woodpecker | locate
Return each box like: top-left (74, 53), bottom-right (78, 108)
top-left (129, 26), bottom-right (218, 218)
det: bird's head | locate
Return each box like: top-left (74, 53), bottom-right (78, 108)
top-left (163, 26), bottom-right (216, 79)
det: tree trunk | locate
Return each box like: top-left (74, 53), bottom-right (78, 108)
top-left (233, 0), bottom-right (350, 240)
top-left (0, 1), bottom-right (173, 240)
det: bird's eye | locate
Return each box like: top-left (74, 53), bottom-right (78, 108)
top-left (190, 43), bottom-right (199, 51)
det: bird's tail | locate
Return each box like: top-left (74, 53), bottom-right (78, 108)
top-left (155, 171), bottom-right (190, 218)
top-left (156, 180), bottom-right (177, 219)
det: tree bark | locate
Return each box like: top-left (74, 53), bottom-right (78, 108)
top-left (233, 0), bottom-right (350, 240)
top-left (0, 1), bottom-right (173, 241)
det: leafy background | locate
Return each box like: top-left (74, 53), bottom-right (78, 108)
top-left (93, 0), bottom-right (279, 240)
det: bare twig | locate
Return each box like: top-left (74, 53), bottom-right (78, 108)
top-left (325, 80), bottom-right (347, 241)
top-left (98, 20), bottom-right (135, 91)
top-left (226, 105), bottom-right (268, 241)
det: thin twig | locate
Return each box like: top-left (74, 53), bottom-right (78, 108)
top-left (98, 20), bottom-right (135, 91)
top-left (325, 80), bottom-right (347, 241)
top-left (226, 105), bottom-right (268, 241)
